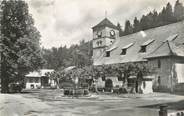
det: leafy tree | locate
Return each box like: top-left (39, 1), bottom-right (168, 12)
top-left (0, 0), bottom-right (44, 93)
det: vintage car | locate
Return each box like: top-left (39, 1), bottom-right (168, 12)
top-left (9, 82), bottom-right (23, 93)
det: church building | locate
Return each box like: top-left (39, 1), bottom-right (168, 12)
top-left (92, 18), bottom-right (184, 93)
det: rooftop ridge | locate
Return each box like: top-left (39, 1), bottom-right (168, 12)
top-left (92, 18), bottom-right (118, 30)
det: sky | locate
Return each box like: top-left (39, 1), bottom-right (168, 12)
top-left (26, 0), bottom-right (184, 49)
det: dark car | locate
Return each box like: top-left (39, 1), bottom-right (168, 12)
top-left (9, 83), bottom-right (23, 93)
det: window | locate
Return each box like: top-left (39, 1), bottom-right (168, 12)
top-left (97, 32), bottom-right (102, 38)
top-left (99, 40), bottom-right (102, 45)
top-left (96, 41), bottom-right (102, 46)
top-left (106, 51), bottom-right (110, 57)
top-left (158, 76), bottom-right (161, 85)
top-left (96, 41), bottom-right (99, 46)
top-left (158, 59), bottom-right (161, 68)
top-left (140, 46), bottom-right (146, 53)
top-left (29, 78), bottom-right (34, 83)
top-left (121, 49), bottom-right (127, 55)
top-left (35, 78), bottom-right (39, 83)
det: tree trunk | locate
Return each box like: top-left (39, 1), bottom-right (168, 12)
top-left (1, 55), bottom-right (9, 93)
top-left (1, 76), bottom-right (9, 93)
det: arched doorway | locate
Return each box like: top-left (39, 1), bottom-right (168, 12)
top-left (105, 79), bottom-right (113, 92)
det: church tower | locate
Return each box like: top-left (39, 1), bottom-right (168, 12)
top-left (92, 18), bottom-right (119, 61)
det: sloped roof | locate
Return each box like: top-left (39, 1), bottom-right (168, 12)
top-left (146, 40), bottom-right (184, 58)
top-left (92, 18), bottom-right (118, 30)
top-left (94, 21), bottom-right (184, 66)
top-left (25, 69), bottom-right (54, 77)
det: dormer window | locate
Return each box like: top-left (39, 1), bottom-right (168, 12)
top-left (140, 46), bottom-right (146, 52)
top-left (139, 39), bottom-right (155, 53)
top-left (106, 51), bottom-right (110, 57)
top-left (121, 49), bottom-right (127, 55)
top-left (121, 43), bottom-right (134, 55)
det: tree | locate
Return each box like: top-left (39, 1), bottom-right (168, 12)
top-left (165, 2), bottom-right (175, 23)
top-left (152, 10), bottom-right (159, 27)
top-left (147, 12), bottom-right (154, 28)
top-left (133, 17), bottom-right (141, 32)
top-left (124, 20), bottom-right (133, 35)
top-left (117, 22), bottom-right (124, 36)
top-left (174, 0), bottom-right (184, 21)
top-left (140, 15), bottom-right (150, 30)
top-left (0, 0), bottom-right (44, 93)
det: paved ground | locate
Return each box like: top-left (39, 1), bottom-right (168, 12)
top-left (1, 89), bottom-right (184, 116)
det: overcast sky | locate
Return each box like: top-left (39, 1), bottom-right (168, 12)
top-left (27, 0), bottom-right (184, 49)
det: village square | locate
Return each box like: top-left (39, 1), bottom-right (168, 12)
top-left (1, 0), bottom-right (184, 116)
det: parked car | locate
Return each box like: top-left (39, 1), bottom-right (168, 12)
top-left (9, 82), bottom-right (23, 93)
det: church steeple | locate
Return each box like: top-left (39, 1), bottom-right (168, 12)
top-left (92, 18), bottom-right (119, 60)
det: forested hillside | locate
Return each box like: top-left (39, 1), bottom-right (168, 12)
top-left (118, 0), bottom-right (184, 36)
top-left (42, 40), bottom-right (93, 70)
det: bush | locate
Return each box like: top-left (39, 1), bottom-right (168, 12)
top-left (104, 87), bottom-right (112, 92)
top-left (74, 89), bottom-right (84, 96)
top-left (113, 88), bottom-right (119, 94)
top-left (84, 89), bottom-right (89, 95)
top-left (97, 87), bottom-right (104, 92)
top-left (64, 89), bottom-right (70, 95)
top-left (119, 87), bottom-right (128, 94)
top-left (64, 89), bottom-right (73, 96)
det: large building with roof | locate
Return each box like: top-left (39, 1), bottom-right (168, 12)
top-left (92, 18), bottom-right (184, 93)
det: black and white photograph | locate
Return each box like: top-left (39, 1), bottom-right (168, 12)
top-left (0, 0), bottom-right (184, 116)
